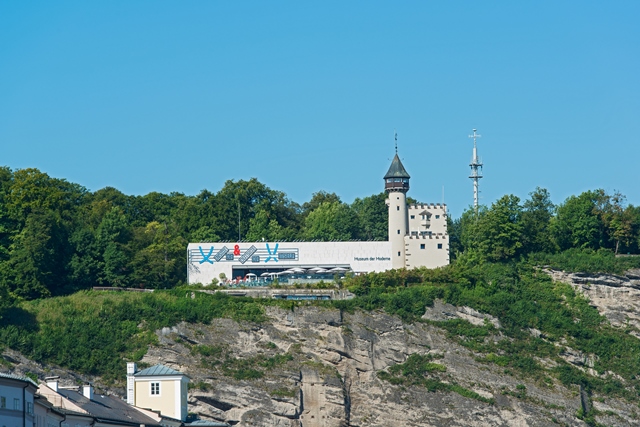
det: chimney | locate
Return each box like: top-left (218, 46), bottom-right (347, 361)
top-left (45, 376), bottom-right (60, 392)
top-left (126, 362), bottom-right (137, 405)
top-left (83, 384), bottom-right (94, 400)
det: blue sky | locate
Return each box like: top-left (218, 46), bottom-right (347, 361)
top-left (1, 2), bottom-right (638, 218)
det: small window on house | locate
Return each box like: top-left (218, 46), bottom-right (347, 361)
top-left (27, 402), bottom-right (33, 414)
top-left (420, 244), bottom-right (425, 249)
top-left (0, 396), bottom-right (5, 408)
top-left (151, 382), bottom-right (160, 395)
top-left (435, 215), bottom-right (440, 219)
top-left (437, 244), bottom-right (443, 249)
top-left (410, 215), bottom-right (415, 219)
top-left (14, 398), bottom-right (20, 410)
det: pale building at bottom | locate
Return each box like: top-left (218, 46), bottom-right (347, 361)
top-left (0, 372), bottom-right (36, 427)
top-left (126, 363), bottom-right (190, 423)
top-left (2, 365), bottom-right (225, 427)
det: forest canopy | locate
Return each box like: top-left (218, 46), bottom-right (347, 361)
top-left (0, 167), bottom-right (639, 301)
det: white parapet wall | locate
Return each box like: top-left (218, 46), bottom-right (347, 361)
top-left (187, 241), bottom-right (392, 285)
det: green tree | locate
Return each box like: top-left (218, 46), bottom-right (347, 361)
top-left (552, 191), bottom-right (606, 251)
top-left (213, 179), bottom-right (301, 241)
top-left (352, 192), bottom-right (388, 240)
top-left (128, 221), bottom-right (186, 288)
top-left (96, 207), bottom-right (131, 287)
top-left (477, 195), bottom-right (524, 261)
top-left (0, 211), bottom-right (64, 299)
top-left (303, 201), bottom-right (362, 241)
top-left (246, 210), bottom-right (286, 241)
top-left (302, 191), bottom-right (342, 216)
top-left (521, 187), bottom-right (556, 254)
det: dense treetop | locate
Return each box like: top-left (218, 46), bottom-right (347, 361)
top-left (0, 167), bottom-right (639, 301)
top-left (0, 167), bottom-right (388, 299)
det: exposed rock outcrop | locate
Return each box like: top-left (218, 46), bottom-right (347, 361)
top-left (5, 294), bottom-right (640, 426)
top-left (138, 306), bottom-right (637, 426)
top-left (546, 268), bottom-right (640, 336)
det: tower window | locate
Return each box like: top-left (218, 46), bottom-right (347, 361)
top-left (398, 251), bottom-right (401, 256)
top-left (420, 244), bottom-right (425, 249)
top-left (435, 215), bottom-right (440, 219)
top-left (437, 244), bottom-right (443, 249)
top-left (151, 382), bottom-right (160, 395)
top-left (397, 206), bottom-right (400, 211)
top-left (410, 215), bottom-right (415, 219)
top-left (397, 230), bottom-right (400, 234)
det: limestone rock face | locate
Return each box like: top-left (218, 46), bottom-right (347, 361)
top-left (5, 295), bottom-right (640, 426)
top-left (137, 306), bottom-right (637, 427)
top-left (546, 268), bottom-right (640, 336)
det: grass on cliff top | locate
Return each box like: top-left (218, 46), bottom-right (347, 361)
top-left (529, 248), bottom-right (640, 275)
top-left (0, 289), bottom-right (279, 381)
top-left (1, 249), bottom-right (639, 401)
top-left (339, 255), bottom-right (640, 401)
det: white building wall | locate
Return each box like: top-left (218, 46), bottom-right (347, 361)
top-left (407, 204), bottom-right (448, 236)
top-left (404, 234), bottom-right (449, 269)
top-left (188, 241), bottom-right (392, 285)
top-left (0, 378), bottom-right (36, 427)
top-left (386, 191), bottom-right (408, 269)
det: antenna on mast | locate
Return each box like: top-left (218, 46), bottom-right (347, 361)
top-left (468, 129), bottom-right (483, 216)
top-left (394, 130), bottom-right (398, 154)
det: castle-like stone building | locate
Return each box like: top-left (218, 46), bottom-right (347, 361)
top-left (187, 150), bottom-right (449, 285)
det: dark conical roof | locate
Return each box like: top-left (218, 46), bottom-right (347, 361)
top-left (384, 154), bottom-right (410, 179)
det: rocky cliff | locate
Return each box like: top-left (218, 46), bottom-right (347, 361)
top-left (547, 268), bottom-right (640, 336)
top-left (5, 272), bottom-right (640, 426)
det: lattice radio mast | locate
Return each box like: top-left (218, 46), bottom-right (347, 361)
top-left (468, 129), bottom-right (483, 215)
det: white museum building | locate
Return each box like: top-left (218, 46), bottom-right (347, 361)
top-left (187, 151), bottom-right (449, 285)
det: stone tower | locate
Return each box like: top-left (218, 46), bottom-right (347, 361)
top-left (384, 150), bottom-right (410, 269)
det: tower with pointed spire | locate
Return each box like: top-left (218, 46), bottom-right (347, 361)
top-left (384, 133), bottom-right (411, 269)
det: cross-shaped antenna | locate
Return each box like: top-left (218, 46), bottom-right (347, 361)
top-left (468, 128), bottom-right (481, 147)
top-left (394, 130), bottom-right (398, 154)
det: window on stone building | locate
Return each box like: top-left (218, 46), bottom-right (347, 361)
top-left (437, 244), bottom-right (443, 249)
top-left (151, 382), bottom-right (160, 395)
top-left (420, 244), bottom-right (425, 249)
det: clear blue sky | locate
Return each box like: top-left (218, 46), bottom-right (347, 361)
top-left (1, 2), bottom-right (638, 218)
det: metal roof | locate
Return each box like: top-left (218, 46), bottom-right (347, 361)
top-left (133, 364), bottom-right (185, 377)
top-left (0, 372), bottom-right (38, 387)
top-left (57, 389), bottom-right (162, 426)
top-left (383, 154), bottom-right (410, 179)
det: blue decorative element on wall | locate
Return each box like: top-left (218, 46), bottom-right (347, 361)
top-left (265, 243), bottom-right (279, 263)
top-left (214, 246), bottom-right (229, 262)
top-left (239, 245), bottom-right (257, 264)
top-left (198, 246), bottom-right (214, 264)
